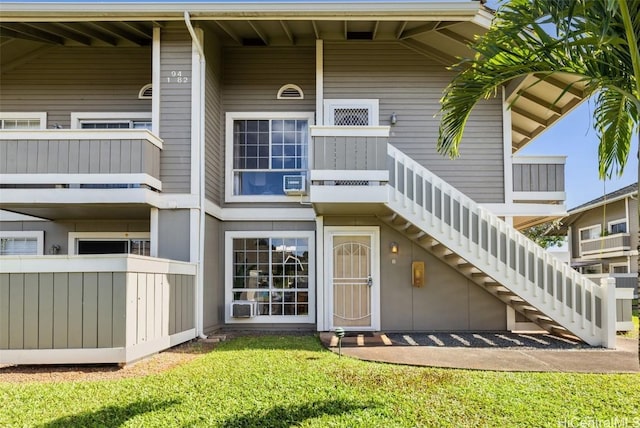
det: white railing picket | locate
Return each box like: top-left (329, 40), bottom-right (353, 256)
top-left (384, 144), bottom-right (613, 347)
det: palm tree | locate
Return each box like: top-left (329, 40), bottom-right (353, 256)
top-left (438, 0), bottom-right (639, 356)
top-left (437, 0), bottom-right (639, 179)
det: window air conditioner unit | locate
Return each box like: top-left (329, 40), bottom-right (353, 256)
top-left (231, 300), bottom-right (258, 318)
top-left (283, 175), bottom-right (306, 196)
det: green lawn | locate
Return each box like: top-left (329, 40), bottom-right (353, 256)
top-left (1, 336), bottom-right (638, 428)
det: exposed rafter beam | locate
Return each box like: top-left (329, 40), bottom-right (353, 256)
top-left (395, 21), bottom-right (408, 39)
top-left (372, 21), bottom-right (380, 40)
top-left (504, 76), bottom-right (529, 101)
top-left (88, 22), bottom-right (145, 46)
top-left (214, 20), bottom-right (242, 45)
top-left (399, 22), bottom-right (438, 39)
top-left (248, 21), bottom-right (268, 45)
top-left (511, 106), bottom-right (554, 127)
top-left (0, 23), bottom-right (64, 45)
top-left (27, 23), bottom-right (91, 46)
top-left (512, 124), bottom-right (537, 139)
top-left (311, 20), bottom-right (320, 40)
top-left (0, 27), bottom-right (54, 44)
top-left (58, 22), bottom-right (117, 46)
top-left (517, 91), bottom-right (563, 115)
top-left (118, 22), bottom-right (153, 40)
top-left (343, 21), bottom-right (348, 40)
top-left (512, 136), bottom-right (531, 150)
top-left (279, 20), bottom-right (294, 44)
top-left (400, 39), bottom-right (457, 66)
top-left (537, 75), bottom-right (584, 98)
top-left (437, 27), bottom-right (473, 46)
top-left (1, 45), bottom-right (56, 74)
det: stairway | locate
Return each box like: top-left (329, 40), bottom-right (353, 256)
top-left (380, 145), bottom-right (616, 347)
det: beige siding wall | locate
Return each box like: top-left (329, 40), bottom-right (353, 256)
top-left (0, 270), bottom-right (194, 350)
top-left (204, 31), bottom-right (224, 204)
top-left (0, 46), bottom-right (151, 128)
top-left (221, 46), bottom-right (316, 113)
top-left (159, 24), bottom-right (193, 194)
top-left (324, 42), bottom-right (504, 203)
top-left (569, 199), bottom-right (627, 256)
top-left (0, 138), bottom-right (160, 178)
top-left (0, 219), bottom-right (149, 255)
top-left (203, 214), bottom-right (223, 332)
top-left (324, 216), bottom-right (507, 331)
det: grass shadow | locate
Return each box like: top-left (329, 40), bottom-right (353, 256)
top-left (220, 399), bottom-right (374, 428)
top-left (213, 334), bottom-right (326, 353)
top-left (39, 399), bottom-right (180, 428)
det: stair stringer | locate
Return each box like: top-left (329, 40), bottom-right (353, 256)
top-left (379, 209), bottom-right (573, 338)
top-left (385, 145), bottom-right (616, 347)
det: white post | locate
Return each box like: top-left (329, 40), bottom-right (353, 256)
top-left (600, 277), bottom-right (617, 349)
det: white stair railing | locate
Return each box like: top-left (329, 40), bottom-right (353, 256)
top-left (386, 145), bottom-right (616, 347)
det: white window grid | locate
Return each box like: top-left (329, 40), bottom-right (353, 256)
top-left (0, 231), bottom-right (44, 255)
top-left (232, 236), bottom-right (310, 317)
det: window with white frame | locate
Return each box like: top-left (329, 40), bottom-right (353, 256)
top-left (227, 231), bottom-right (314, 322)
top-left (323, 99), bottom-right (379, 126)
top-left (69, 232), bottom-right (150, 255)
top-left (608, 219), bottom-right (627, 234)
top-left (0, 112), bottom-right (47, 130)
top-left (579, 224), bottom-right (601, 241)
top-left (0, 231), bottom-right (44, 255)
top-left (609, 263), bottom-right (629, 273)
top-left (70, 112), bottom-right (152, 130)
top-left (227, 112), bottom-right (313, 199)
top-left (579, 263), bottom-right (602, 274)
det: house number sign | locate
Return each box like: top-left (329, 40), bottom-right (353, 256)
top-left (167, 70), bottom-right (189, 83)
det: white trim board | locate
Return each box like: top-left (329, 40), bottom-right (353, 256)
top-left (0, 173), bottom-right (162, 190)
top-left (0, 129), bottom-right (163, 149)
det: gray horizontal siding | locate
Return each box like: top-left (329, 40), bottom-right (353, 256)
top-left (0, 271), bottom-right (194, 350)
top-left (159, 24), bottom-right (193, 194)
top-left (222, 46), bottom-right (316, 113)
top-left (513, 163), bottom-right (564, 192)
top-left (324, 42), bottom-right (504, 203)
top-left (205, 32), bottom-right (224, 204)
top-left (0, 138), bottom-right (160, 178)
top-left (313, 136), bottom-right (388, 170)
top-left (0, 46), bottom-right (151, 128)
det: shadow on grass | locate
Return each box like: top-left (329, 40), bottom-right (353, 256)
top-left (39, 399), bottom-right (180, 428)
top-left (220, 399), bottom-right (374, 428)
top-left (213, 334), bottom-right (326, 353)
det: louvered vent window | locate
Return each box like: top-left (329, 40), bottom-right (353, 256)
top-left (138, 83), bottom-right (152, 99)
top-left (334, 108), bottom-right (369, 126)
top-left (277, 84), bottom-right (304, 100)
top-left (324, 99), bottom-right (379, 126)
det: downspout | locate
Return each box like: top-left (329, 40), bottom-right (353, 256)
top-left (184, 11), bottom-right (208, 340)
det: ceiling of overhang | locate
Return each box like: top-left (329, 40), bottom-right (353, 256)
top-left (0, 15), bottom-right (586, 152)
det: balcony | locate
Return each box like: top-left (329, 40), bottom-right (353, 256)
top-left (512, 156), bottom-right (566, 203)
top-left (0, 254), bottom-right (196, 364)
top-left (0, 129), bottom-right (162, 190)
top-left (580, 233), bottom-right (632, 257)
top-left (583, 273), bottom-right (637, 331)
top-left (309, 126), bottom-right (390, 214)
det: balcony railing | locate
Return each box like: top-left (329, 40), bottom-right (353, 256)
top-left (580, 233), bottom-right (631, 256)
top-left (0, 130), bottom-right (162, 190)
top-left (583, 273), bottom-right (637, 331)
top-left (0, 254), bottom-right (196, 364)
top-left (309, 126), bottom-right (390, 207)
top-left (512, 156), bottom-right (565, 202)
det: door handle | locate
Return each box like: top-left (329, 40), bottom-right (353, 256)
top-left (367, 275), bottom-right (373, 287)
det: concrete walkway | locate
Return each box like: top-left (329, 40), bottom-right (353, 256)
top-left (319, 332), bottom-right (639, 373)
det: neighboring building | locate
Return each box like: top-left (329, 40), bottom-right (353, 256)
top-left (561, 183), bottom-right (638, 331)
top-left (0, 1), bottom-right (618, 364)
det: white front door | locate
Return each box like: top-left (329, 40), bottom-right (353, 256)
top-left (325, 227), bottom-right (380, 331)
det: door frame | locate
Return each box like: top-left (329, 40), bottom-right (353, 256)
top-left (323, 226), bottom-right (380, 331)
